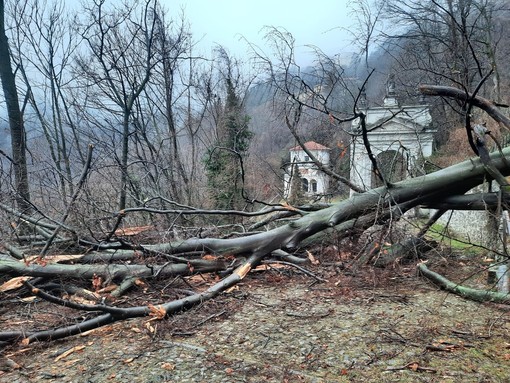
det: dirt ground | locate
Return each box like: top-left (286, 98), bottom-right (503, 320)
top-left (1, 258), bottom-right (510, 383)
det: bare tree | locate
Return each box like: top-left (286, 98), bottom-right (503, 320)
top-left (128, 7), bottom-right (196, 206)
top-left (251, 27), bottom-right (364, 194)
top-left (9, 0), bottom-right (84, 210)
top-left (376, 0), bottom-right (506, 107)
top-left (76, 0), bottom-right (159, 211)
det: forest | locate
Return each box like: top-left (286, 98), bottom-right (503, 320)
top-left (1, 0), bottom-right (510, 381)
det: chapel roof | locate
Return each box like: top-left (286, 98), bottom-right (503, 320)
top-left (289, 141), bottom-right (331, 151)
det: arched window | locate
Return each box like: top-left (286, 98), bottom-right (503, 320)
top-left (310, 179), bottom-right (317, 193)
top-left (302, 178), bottom-right (309, 192)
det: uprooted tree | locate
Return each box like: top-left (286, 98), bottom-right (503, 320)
top-left (1, 0), bottom-right (510, 347)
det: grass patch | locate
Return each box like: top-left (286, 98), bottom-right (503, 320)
top-left (424, 222), bottom-right (484, 256)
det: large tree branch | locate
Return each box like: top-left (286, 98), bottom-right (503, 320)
top-left (419, 263), bottom-right (510, 304)
top-left (419, 85), bottom-right (510, 129)
top-left (0, 254), bottom-right (225, 280)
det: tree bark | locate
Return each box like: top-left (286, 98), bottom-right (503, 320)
top-left (0, 253), bottom-right (225, 281)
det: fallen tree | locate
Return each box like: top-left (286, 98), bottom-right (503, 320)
top-left (1, 79), bottom-right (510, 347)
top-left (1, 138), bottom-right (510, 346)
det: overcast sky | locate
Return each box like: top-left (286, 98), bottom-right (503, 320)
top-left (164, 0), bottom-right (356, 64)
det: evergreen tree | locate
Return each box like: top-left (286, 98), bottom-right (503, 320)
top-left (205, 77), bottom-right (253, 211)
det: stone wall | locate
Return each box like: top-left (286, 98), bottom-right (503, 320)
top-left (433, 185), bottom-right (500, 247)
top-left (435, 209), bottom-right (493, 245)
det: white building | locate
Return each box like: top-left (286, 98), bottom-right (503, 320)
top-left (349, 87), bottom-right (435, 193)
top-left (284, 141), bottom-right (331, 199)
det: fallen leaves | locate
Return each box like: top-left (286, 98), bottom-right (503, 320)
top-left (91, 274), bottom-right (103, 292)
top-left (186, 274), bottom-right (209, 284)
top-left (144, 321), bottom-right (157, 334)
top-left (161, 362), bottom-right (175, 371)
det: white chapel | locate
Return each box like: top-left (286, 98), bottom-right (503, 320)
top-left (283, 141), bottom-right (331, 199)
top-left (349, 81), bottom-right (435, 193)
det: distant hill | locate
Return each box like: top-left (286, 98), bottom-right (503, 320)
top-left (244, 50), bottom-right (394, 111)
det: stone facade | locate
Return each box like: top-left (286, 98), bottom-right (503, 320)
top-left (349, 95), bottom-right (435, 193)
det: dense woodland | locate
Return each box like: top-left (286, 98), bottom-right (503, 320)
top-left (1, 0), bottom-right (510, 348)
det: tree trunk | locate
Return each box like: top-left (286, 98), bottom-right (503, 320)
top-left (0, 0), bottom-right (31, 212)
top-left (119, 112), bottom-right (130, 211)
top-left (94, 146), bottom-right (510, 260)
